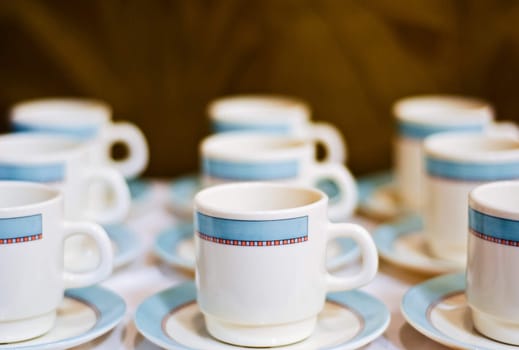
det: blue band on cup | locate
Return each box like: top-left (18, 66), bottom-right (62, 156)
top-left (398, 120), bottom-right (484, 140)
top-left (0, 163), bottom-right (65, 182)
top-left (469, 208), bottom-right (519, 246)
top-left (203, 158), bottom-right (299, 181)
top-left (195, 212), bottom-right (308, 246)
top-left (425, 157), bottom-right (519, 181)
top-left (12, 121), bottom-right (99, 139)
top-left (0, 214), bottom-right (42, 244)
top-left (212, 120), bottom-right (290, 134)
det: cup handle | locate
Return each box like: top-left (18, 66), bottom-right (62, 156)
top-left (310, 121), bottom-right (347, 163)
top-left (325, 223), bottom-right (378, 292)
top-left (80, 166), bottom-right (131, 224)
top-left (487, 121), bottom-right (519, 138)
top-left (62, 221), bottom-right (113, 288)
top-left (309, 162), bottom-right (358, 220)
top-left (102, 121), bottom-right (149, 178)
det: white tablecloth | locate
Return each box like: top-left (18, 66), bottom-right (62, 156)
top-left (71, 181), bottom-right (449, 350)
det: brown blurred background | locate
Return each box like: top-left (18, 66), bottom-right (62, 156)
top-left (0, 0), bottom-right (518, 177)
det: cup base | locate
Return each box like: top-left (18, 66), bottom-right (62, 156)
top-left (0, 310), bottom-right (56, 343)
top-left (472, 308), bottom-right (519, 345)
top-left (204, 314), bottom-right (316, 347)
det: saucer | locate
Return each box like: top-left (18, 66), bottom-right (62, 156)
top-left (154, 223), bottom-right (360, 271)
top-left (168, 174), bottom-right (200, 219)
top-left (127, 178), bottom-right (152, 201)
top-left (135, 281), bottom-right (390, 350)
top-left (65, 224), bottom-right (142, 270)
top-left (105, 223), bottom-right (142, 268)
top-left (357, 171), bottom-right (407, 220)
top-left (402, 273), bottom-right (519, 350)
top-left (0, 286), bottom-right (126, 350)
top-left (373, 215), bottom-right (465, 274)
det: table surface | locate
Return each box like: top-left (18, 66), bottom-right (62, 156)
top-left (69, 180), bottom-right (450, 350)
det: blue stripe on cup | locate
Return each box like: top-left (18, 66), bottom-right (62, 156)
top-left (212, 120), bottom-right (290, 134)
top-left (195, 212), bottom-right (308, 246)
top-left (0, 163), bottom-right (65, 182)
top-left (12, 121), bottom-right (99, 139)
top-left (426, 157), bottom-right (519, 182)
top-left (0, 214), bottom-right (42, 244)
top-left (469, 208), bottom-right (519, 246)
top-left (203, 158), bottom-right (299, 181)
top-left (397, 120), bottom-right (484, 140)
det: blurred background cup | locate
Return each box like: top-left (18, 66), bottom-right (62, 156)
top-left (393, 95), bottom-right (498, 211)
top-left (0, 133), bottom-right (131, 224)
top-left (208, 94), bottom-right (347, 163)
top-left (423, 132), bottom-right (519, 264)
top-left (200, 132), bottom-right (358, 220)
top-left (467, 181), bottom-right (519, 345)
top-left (10, 98), bottom-right (149, 178)
top-left (0, 181), bottom-right (112, 343)
top-left (194, 182), bottom-right (378, 347)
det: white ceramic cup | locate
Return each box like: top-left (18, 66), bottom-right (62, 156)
top-left (467, 181), bottom-right (519, 345)
top-left (10, 98), bottom-right (149, 178)
top-left (200, 133), bottom-right (358, 220)
top-left (423, 132), bottom-right (519, 263)
top-left (208, 94), bottom-right (346, 163)
top-left (0, 181), bottom-right (113, 343)
top-left (194, 182), bottom-right (378, 347)
top-left (0, 133), bottom-right (131, 224)
top-left (393, 95), bottom-right (499, 211)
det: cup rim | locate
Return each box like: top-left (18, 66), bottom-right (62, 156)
top-left (201, 133), bottom-right (312, 161)
top-left (194, 182), bottom-right (327, 218)
top-left (207, 94), bottom-right (310, 124)
top-left (469, 181), bottom-right (519, 220)
top-left (0, 181), bottom-right (61, 212)
top-left (424, 132), bottom-right (519, 162)
top-left (0, 133), bottom-right (92, 163)
top-left (393, 95), bottom-right (493, 125)
top-left (10, 97), bottom-right (111, 126)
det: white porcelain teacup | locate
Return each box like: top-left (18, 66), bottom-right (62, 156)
top-left (208, 94), bottom-right (346, 163)
top-left (194, 182), bottom-right (378, 347)
top-left (467, 181), bottom-right (519, 345)
top-left (10, 98), bottom-right (149, 178)
top-left (392, 95), bottom-right (512, 211)
top-left (200, 133), bottom-right (358, 220)
top-left (0, 133), bottom-right (131, 224)
top-left (423, 132), bottom-right (519, 263)
top-left (0, 181), bottom-right (113, 343)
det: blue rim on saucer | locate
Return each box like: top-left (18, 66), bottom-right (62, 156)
top-left (135, 281), bottom-right (390, 350)
top-left (154, 223), bottom-right (360, 271)
top-left (357, 170), bottom-right (394, 204)
top-left (104, 224), bottom-right (142, 268)
top-left (154, 223), bottom-right (195, 270)
top-left (315, 178), bottom-right (341, 202)
top-left (402, 273), bottom-right (466, 348)
top-left (373, 215), bottom-right (464, 274)
top-left (400, 273), bottom-right (517, 350)
top-left (356, 171), bottom-right (407, 219)
top-left (127, 178), bottom-right (152, 201)
top-left (0, 286), bottom-right (126, 350)
top-left (168, 174), bottom-right (200, 218)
